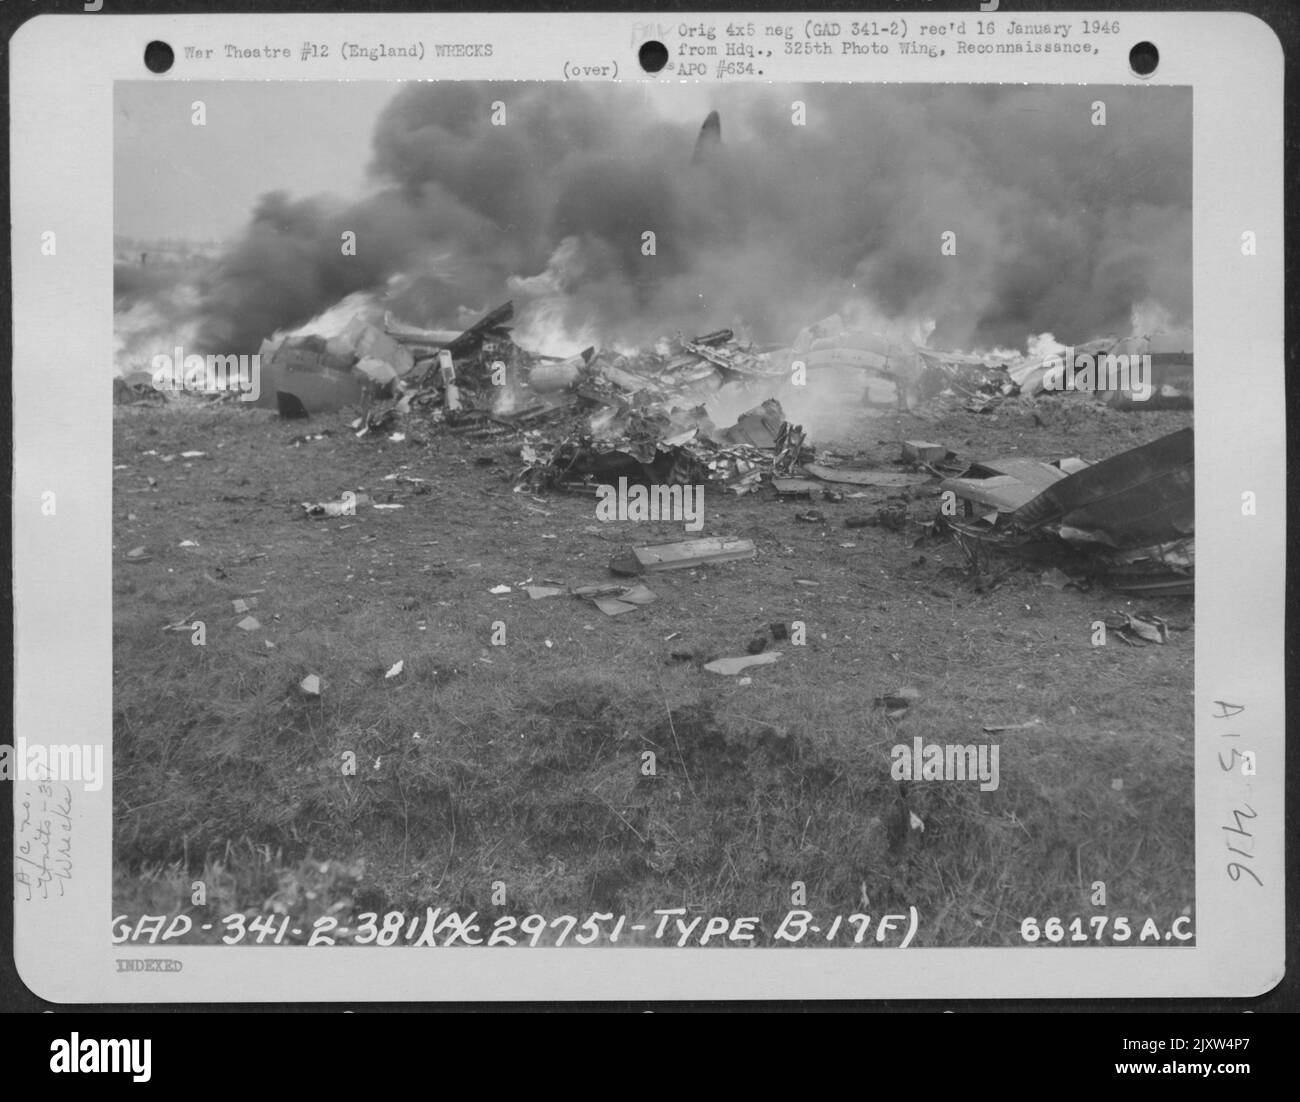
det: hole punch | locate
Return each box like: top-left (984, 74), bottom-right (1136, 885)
top-left (144, 40), bottom-right (175, 74)
top-left (638, 40), bottom-right (669, 74)
top-left (1128, 41), bottom-right (1159, 77)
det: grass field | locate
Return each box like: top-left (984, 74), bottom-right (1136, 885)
top-left (113, 392), bottom-right (1195, 947)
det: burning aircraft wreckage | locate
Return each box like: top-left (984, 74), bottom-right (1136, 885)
top-left (121, 296), bottom-right (1194, 598)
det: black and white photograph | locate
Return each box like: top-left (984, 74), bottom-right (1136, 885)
top-left (108, 78), bottom-right (1199, 950)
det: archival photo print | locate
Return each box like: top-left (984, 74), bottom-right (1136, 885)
top-left (112, 81), bottom-right (1194, 950)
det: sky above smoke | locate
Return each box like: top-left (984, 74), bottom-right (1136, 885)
top-left (117, 82), bottom-right (1191, 357)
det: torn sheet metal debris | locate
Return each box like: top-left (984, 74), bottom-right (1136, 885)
top-left (1109, 611), bottom-right (1171, 646)
top-left (1013, 428), bottom-right (1193, 549)
top-left (704, 652), bottom-right (782, 675)
top-left (573, 582), bottom-right (658, 616)
top-left (941, 458), bottom-right (1067, 514)
top-left (804, 463), bottom-right (931, 488)
top-left (611, 536), bottom-right (757, 575)
top-left (719, 398), bottom-right (786, 448)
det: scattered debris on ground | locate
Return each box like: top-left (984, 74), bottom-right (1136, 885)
top-left (1109, 611), bottom-right (1172, 646)
top-left (300, 492), bottom-right (370, 519)
top-left (703, 652), bottom-right (782, 675)
top-left (573, 582), bottom-right (658, 616)
top-left (874, 686), bottom-right (923, 719)
top-left (610, 536), bottom-right (758, 576)
top-left (112, 294), bottom-right (1197, 946)
top-left (982, 718), bottom-right (1045, 733)
top-left (124, 297), bottom-right (1194, 604)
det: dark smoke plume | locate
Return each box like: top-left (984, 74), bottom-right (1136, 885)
top-left (135, 83), bottom-right (1192, 356)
